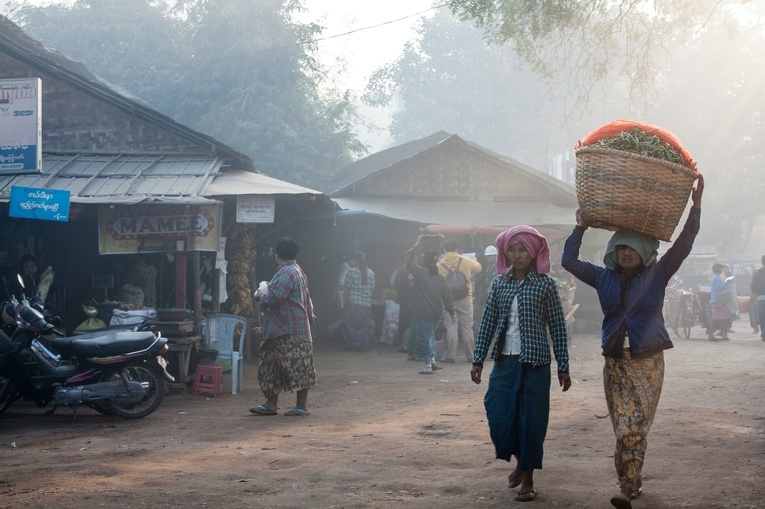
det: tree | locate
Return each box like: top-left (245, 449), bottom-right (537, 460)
top-left (363, 10), bottom-right (582, 170)
top-left (647, 9), bottom-right (765, 253)
top-left (365, 4), bottom-right (765, 255)
top-left (445, 0), bottom-right (740, 115)
top-left (7, 0), bottom-right (366, 191)
top-left (8, 0), bottom-right (187, 115)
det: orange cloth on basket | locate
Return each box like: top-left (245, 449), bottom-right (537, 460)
top-left (575, 119), bottom-right (698, 172)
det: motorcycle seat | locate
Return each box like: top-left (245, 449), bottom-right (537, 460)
top-left (53, 330), bottom-right (158, 358)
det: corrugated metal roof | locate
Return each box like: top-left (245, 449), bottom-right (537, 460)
top-left (0, 14), bottom-right (255, 170)
top-left (202, 169), bottom-right (324, 197)
top-left (0, 153), bottom-right (223, 204)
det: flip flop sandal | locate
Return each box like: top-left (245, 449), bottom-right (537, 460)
top-left (284, 407), bottom-right (310, 416)
top-left (249, 404), bottom-right (278, 416)
top-left (515, 489), bottom-right (536, 502)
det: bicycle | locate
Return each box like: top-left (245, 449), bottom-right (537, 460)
top-left (673, 290), bottom-right (696, 338)
top-left (665, 284), bottom-right (697, 339)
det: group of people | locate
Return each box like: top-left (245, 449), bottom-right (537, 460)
top-left (387, 175), bottom-right (703, 507)
top-left (465, 175), bottom-right (703, 507)
top-left (336, 252), bottom-right (376, 352)
top-left (396, 236), bottom-right (498, 371)
top-left (245, 176), bottom-right (714, 508)
top-left (400, 237), bottom-right (484, 372)
top-left (704, 259), bottom-right (765, 341)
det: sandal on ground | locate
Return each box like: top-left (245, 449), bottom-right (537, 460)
top-left (507, 470), bottom-right (523, 488)
top-left (284, 407), bottom-right (310, 416)
top-left (610, 492), bottom-right (632, 509)
top-left (249, 404), bottom-right (278, 416)
top-left (514, 489), bottom-right (536, 502)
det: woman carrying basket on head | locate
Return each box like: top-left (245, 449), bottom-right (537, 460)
top-left (562, 175), bottom-right (704, 509)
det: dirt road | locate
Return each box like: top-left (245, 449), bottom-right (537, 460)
top-left (1, 325), bottom-right (763, 509)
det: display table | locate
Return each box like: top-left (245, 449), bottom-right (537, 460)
top-left (150, 320), bottom-right (194, 336)
top-left (166, 335), bottom-right (202, 390)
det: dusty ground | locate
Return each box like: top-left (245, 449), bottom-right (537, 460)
top-left (1, 322), bottom-right (764, 509)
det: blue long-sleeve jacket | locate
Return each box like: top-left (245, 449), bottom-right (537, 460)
top-left (561, 208), bottom-right (700, 357)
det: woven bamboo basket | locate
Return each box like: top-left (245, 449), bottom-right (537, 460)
top-left (575, 146), bottom-right (698, 242)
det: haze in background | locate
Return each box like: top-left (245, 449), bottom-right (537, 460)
top-left (296, 0), bottom-right (438, 151)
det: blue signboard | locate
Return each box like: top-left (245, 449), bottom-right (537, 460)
top-left (9, 186), bottom-right (71, 222)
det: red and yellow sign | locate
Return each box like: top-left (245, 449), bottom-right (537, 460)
top-left (98, 204), bottom-right (221, 254)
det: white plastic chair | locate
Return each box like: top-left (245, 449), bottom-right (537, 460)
top-left (202, 314), bottom-right (247, 395)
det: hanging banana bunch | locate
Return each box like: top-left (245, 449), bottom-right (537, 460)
top-left (225, 223), bottom-right (257, 318)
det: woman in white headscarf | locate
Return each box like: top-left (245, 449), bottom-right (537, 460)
top-left (562, 176), bottom-right (704, 509)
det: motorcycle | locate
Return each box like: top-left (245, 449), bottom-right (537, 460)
top-left (0, 278), bottom-right (174, 421)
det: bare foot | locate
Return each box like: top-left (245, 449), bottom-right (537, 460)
top-left (507, 467), bottom-right (522, 488)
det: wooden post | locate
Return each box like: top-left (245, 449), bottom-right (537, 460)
top-left (191, 251), bottom-right (202, 329)
top-left (212, 267), bottom-right (221, 313)
top-left (175, 251), bottom-right (187, 308)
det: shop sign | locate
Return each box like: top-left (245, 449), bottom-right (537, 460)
top-left (98, 204), bottom-right (221, 254)
top-left (9, 186), bottom-right (70, 222)
top-left (236, 195), bottom-right (275, 223)
top-left (0, 78), bottom-right (42, 174)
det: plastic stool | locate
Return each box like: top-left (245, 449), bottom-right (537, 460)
top-left (192, 364), bottom-right (223, 397)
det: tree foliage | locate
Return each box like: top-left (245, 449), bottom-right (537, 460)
top-left (445, 0), bottom-right (731, 114)
top-left (7, 0), bottom-right (366, 191)
top-left (363, 10), bottom-right (591, 170)
top-left (649, 10), bottom-right (765, 253)
top-left (365, 3), bottom-right (765, 255)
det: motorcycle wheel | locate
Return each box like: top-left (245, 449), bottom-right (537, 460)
top-left (97, 362), bottom-right (165, 419)
top-left (0, 376), bottom-right (18, 414)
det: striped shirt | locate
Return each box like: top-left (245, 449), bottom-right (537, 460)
top-left (344, 267), bottom-right (375, 307)
top-left (260, 260), bottom-right (314, 343)
top-left (473, 269), bottom-right (569, 373)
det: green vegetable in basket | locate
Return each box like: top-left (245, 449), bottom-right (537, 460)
top-left (592, 126), bottom-right (685, 165)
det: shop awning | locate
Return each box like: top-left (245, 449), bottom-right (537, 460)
top-left (331, 196), bottom-right (577, 231)
top-left (0, 153), bottom-right (224, 204)
top-left (201, 169), bottom-right (324, 197)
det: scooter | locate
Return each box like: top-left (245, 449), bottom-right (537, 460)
top-left (0, 279), bottom-right (174, 421)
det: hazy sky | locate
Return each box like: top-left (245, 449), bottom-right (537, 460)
top-left (12, 0), bottom-right (438, 93)
top-left (297, 0), bottom-right (438, 91)
top-left (10, 0), bottom-right (440, 150)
